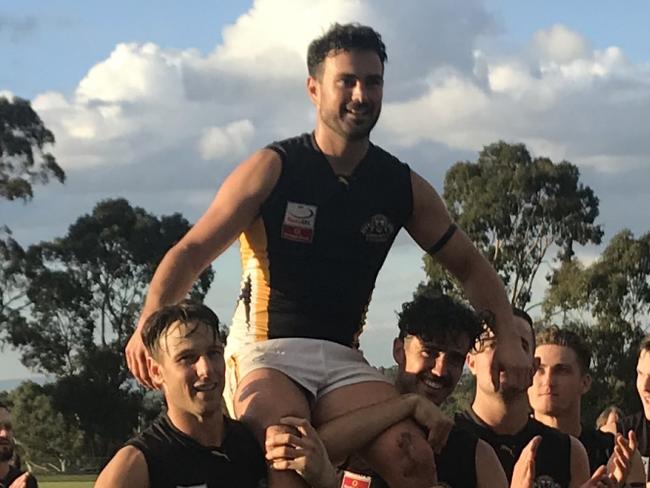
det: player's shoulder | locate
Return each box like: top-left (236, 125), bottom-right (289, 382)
top-left (265, 132), bottom-right (312, 157)
top-left (95, 445), bottom-right (148, 488)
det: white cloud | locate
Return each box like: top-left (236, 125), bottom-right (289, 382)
top-left (13, 0), bottom-right (650, 204)
top-left (379, 24), bottom-right (650, 175)
top-left (76, 43), bottom-right (189, 104)
top-left (199, 120), bottom-right (255, 161)
top-left (532, 24), bottom-right (591, 64)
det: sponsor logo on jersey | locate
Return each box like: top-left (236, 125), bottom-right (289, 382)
top-left (341, 471), bottom-right (372, 488)
top-left (281, 202), bottom-right (317, 243)
top-left (534, 475), bottom-right (561, 488)
top-left (360, 214), bottom-right (394, 243)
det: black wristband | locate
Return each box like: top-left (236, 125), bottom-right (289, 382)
top-left (427, 223), bottom-right (457, 255)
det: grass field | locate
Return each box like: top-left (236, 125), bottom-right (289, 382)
top-left (37, 474), bottom-right (96, 488)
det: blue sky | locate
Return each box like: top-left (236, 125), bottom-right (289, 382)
top-left (2, 0), bottom-right (649, 381)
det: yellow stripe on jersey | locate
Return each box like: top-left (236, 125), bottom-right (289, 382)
top-left (237, 217), bottom-right (271, 342)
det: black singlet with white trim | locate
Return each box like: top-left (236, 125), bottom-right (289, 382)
top-left (125, 413), bottom-right (267, 488)
top-left (456, 410), bottom-right (571, 488)
top-left (230, 132), bottom-right (413, 347)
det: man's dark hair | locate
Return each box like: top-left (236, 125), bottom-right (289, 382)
top-left (536, 325), bottom-right (591, 375)
top-left (639, 334), bottom-right (650, 358)
top-left (307, 23), bottom-right (387, 77)
top-left (0, 401), bottom-right (8, 411)
top-left (141, 300), bottom-right (223, 357)
top-left (397, 291), bottom-right (482, 352)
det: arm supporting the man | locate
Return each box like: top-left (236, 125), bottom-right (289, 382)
top-left (126, 149), bottom-right (282, 386)
top-left (317, 394), bottom-right (450, 466)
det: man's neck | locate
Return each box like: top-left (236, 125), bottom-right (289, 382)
top-left (471, 391), bottom-right (531, 435)
top-left (534, 406), bottom-right (582, 438)
top-left (313, 124), bottom-right (369, 175)
top-left (167, 407), bottom-right (224, 447)
top-left (0, 461), bottom-right (10, 480)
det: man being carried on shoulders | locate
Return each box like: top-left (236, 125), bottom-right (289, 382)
top-left (126, 22), bottom-right (531, 488)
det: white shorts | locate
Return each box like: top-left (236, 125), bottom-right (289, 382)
top-left (223, 337), bottom-right (390, 417)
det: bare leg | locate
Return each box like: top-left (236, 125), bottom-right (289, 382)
top-left (313, 381), bottom-right (437, 488)
top-left (233, 367), bottom-right (311, 488)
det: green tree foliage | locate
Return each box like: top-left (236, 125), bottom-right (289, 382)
top-left (0, 96), bottom-right (65, 202)
top-left (544, 229), bottom-right (650, 328)
top-left (1, 198), bottom-right (214, 458)
top-left (9, 381), bottom-right (85, 473)
top-left (1, 95), bottom-right (65, 365)
top-left (424, 141), bottom-right (603, 309)
top-left (0, 228), bottom-right (28, 338)
top-left (3, 198), bottom-right (214, 377)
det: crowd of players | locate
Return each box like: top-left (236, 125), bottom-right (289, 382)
top-left (3, 21), bottom-right (647, 488)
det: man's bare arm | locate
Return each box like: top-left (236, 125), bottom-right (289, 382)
top-left (405, 171), bottom-right (513, 338)
top-left (405, 170), bottom-right (531, 390)
top-left (94, 446), bottom-right (148, 488)
top-left (126, 149), bottom-right (282, 386)
top-left (317, 394), bottom-right (451, 466)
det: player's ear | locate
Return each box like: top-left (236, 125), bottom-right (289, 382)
top-left (307, 74), bottom-right (320, 105)
top-left (466, 351), bottom-right (477, 375)
top-left (148, 355), bottom-right (164, 390)
top-left (393, 337), bottom-right (406, 367)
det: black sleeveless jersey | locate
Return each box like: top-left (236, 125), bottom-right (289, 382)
top-left (230, 132), bottom-right (413, 347)
top-left (619, 412), bottom-right (650, 481)
top-left (456, 410), bottom-right (571, 488)
top-left (343, 425), bottom-right (480, 487)
top-left (125, 414), bottom-right (267, 488)
top-left (579, 426), bottom-right (614, 474)
top-left (0, 465), bottom-right (38, 488)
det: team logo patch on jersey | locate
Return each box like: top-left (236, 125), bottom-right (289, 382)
top-left (361, 214), bottom-right (395, 243)
top-left (281, 202), bottom-right (317, 243)
top-left (534, 475), bottom-right (561, 488)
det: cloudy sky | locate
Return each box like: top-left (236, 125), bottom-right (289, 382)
top-left (2, 0), bottom-right (649, 380)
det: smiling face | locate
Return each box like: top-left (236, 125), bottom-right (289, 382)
top-left (0, 407), bottom-right (14, 463)
top-left (308, 48), bottom-right (383, 142)
top-left (394, 333), bottom-right (470, 406)
top-left (528, 344), bottom-right (590, 417)
top-left (148, 321), bottom-right (225, 418)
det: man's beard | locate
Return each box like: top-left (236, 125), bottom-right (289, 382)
top-left (0, 441), bottom-right (14, 462)
top-left (321, 102), bottom-right (381, 141)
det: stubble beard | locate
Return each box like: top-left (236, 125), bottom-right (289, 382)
top-left (320, 104), bottom-right (381, 142)
top-left (0, 442), bottom-right (14, 462)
